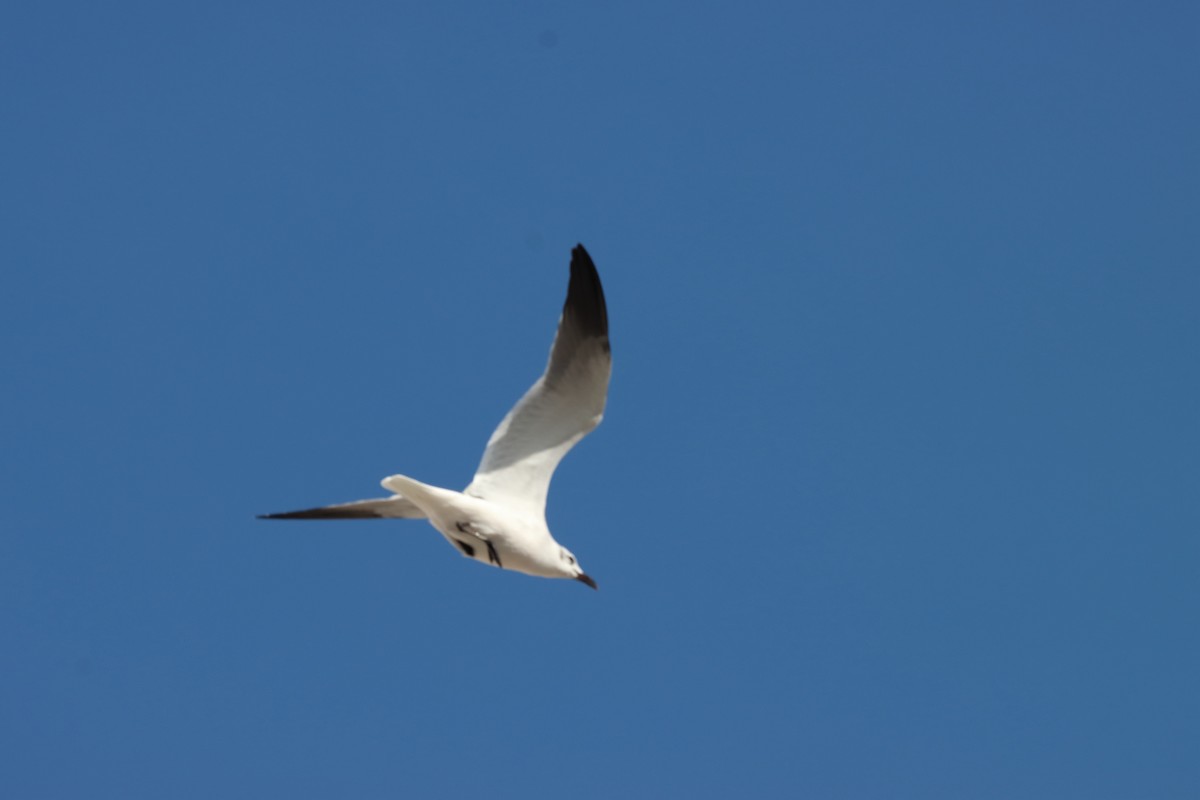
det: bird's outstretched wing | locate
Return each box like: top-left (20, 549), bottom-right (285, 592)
top-left (465, 244), bottom-right (611, 515)
top-left (258, 495), bottom-right (424, 520)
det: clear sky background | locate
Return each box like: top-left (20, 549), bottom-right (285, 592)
top-left (3, 2), bottom-right (1197, 797)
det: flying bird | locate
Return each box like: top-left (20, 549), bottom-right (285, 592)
top-left (260, 244), bottom-right (611, 589)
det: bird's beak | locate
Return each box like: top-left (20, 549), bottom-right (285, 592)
top-left (576, 573), bottom-right (598, 590)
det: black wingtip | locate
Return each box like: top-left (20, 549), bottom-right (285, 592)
top-left (256, 508), bottom-right (384, 520)
top-left (566, 244), bottom-right (608, 342)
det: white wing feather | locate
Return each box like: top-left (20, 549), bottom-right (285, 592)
top-left (465, 246), bottom-right (611, 515)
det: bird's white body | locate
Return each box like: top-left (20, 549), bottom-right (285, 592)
top-left (381, 475), bottom-right (565, 579)
top-left (261, 245), bottom-right (609, 589)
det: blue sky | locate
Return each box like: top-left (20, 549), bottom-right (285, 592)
top-left (3, 2), bottom-right (1197, 797)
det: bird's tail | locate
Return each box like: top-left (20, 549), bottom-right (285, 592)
top-left (380, 474), bottom-right (460, 517)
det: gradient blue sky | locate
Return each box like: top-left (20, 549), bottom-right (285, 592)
top-left (3, 2), bottom-right (1198, 797)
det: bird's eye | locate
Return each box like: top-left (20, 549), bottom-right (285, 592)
top-left (566, 555), bottom-right (575, 565)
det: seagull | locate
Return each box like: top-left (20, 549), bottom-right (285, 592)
top-left (260, 244), bottom-right (610, 589)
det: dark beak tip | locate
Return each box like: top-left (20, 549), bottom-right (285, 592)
top-left (577, 573), bottom-right (598, 590)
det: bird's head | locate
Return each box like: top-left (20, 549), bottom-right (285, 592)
top-left (560, 547), bottom-right (597, 590)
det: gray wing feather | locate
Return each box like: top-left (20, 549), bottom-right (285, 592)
top-left (465, 245), bottom-right (611, 514)
top-left (258, 495), bottom-right (424, 520)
